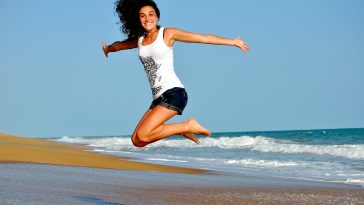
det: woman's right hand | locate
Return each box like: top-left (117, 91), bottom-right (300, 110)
top-left (102, 41), bottom-right (109, 57)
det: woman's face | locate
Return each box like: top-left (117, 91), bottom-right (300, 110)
top-left (139, 6), bottom-right (158, 32)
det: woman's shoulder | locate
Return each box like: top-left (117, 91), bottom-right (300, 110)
top-left (163, 28), bottom-right (188, 47)
top-left (164, 28), bottom-right (192, 36)
top-left (164, 27), bottom-right (180, 33)
top-left (163, 27), bottom-right (181, 37)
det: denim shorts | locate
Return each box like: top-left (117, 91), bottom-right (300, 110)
top-left (149, 87), bottom-right (188, 115)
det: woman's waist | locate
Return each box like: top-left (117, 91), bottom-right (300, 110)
top-left (152, 82), bottom-right (184, 99)
top-left (151, 74), bottom-right (183, 88)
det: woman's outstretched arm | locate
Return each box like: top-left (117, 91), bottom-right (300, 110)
top-left (165, 28), bottom-right (249, 53)
top-left (102, 39), bottom-right (138, 57)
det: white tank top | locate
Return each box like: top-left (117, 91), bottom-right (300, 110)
top-left (138, 27), bottom-right (184, 99)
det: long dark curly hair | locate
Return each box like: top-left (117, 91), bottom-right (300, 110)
top-left (115, 0), bottom-right (160, 40)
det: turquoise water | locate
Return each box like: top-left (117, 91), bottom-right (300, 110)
top-left (53, 128), bottom-right (364, 187)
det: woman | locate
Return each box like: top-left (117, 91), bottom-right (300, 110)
top-left (102, 0), bottom-right (249, 147)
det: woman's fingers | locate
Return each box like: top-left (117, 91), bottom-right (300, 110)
top-left (102, 41), bottom-right (108, 57)
top-left (235, 37), bottom-right (249, 53)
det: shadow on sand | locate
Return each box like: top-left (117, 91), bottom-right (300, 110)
top-left (74, 196), bottom-right (124, 205)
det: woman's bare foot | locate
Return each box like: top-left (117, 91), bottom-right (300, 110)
top-left (185, 118), bottom-right (211, 136)
top-left (182, 133), bottom-right (200, 144)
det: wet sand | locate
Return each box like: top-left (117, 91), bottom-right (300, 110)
top-left (1, 163), bottom-right (364, 205)
top-left (1, 133), bottom-right (364, 204)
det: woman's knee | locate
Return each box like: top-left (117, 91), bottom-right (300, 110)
top-left (131, 137), bottom-right (147, 147)
top-left (135, 129), bottom-right (153, 144)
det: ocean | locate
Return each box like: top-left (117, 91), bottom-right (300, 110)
top-left (52, 128), bottom-right (364, 187)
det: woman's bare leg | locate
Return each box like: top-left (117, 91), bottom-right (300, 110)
top-left (132, 111), bottom-right (200, 146)
top-left (132, 108), bottom-right (193, 147)
top-left (131, 109), bottom-right (152, 147)
top-left (132, 105), bottom-right (210, 147)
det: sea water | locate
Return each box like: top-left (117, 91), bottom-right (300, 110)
top-left (52, 128), bottom-right (364, 187)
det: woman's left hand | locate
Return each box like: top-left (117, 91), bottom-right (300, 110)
top-left (234, 37), bottom-right (249, 53)
top-left (102, 41), bottom-right (109, 57)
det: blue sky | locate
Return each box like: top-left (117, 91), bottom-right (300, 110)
top-left (1, 0), bottom-right (363, 138)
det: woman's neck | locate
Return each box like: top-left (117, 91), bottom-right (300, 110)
top-left (145, 28), bottom-right (159, 37)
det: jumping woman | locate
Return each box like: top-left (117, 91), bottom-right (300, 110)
top-left (102, 0), bottom-right (249, 147)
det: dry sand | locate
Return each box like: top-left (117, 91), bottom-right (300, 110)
top-left (0, 133), bottom-right (203, 174)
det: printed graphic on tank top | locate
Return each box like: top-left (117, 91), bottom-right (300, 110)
top-left (138, 27), bottom-right (184, 100)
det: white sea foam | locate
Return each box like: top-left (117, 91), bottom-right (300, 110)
top-left (157, 136), bottom-right (364, 160)
top-left (149, 136), bottom-right (274, 149)
top-left (251, 142), bottom-right (364, 160)
top-left (225, 159), bottom-right (298, 168)
top-left (338, 173), bottom-right (364, 177)
top-left (197, 136), bottom-right (273, 148)
top-left (54, 136), bottom-right (134, 149)
top-left (56, 136), bottom-right (91, 144)
top-left (146, 158), bottom-right (188, 163)
top-left (54, 135), bottom-right (364, 160)
top-left (345, 179), bottom-right (364, 187)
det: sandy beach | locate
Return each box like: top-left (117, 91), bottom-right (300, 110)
top-left (0, 133), bottom-right (203, 174)
top-left (1, 133), bottom-right (364, 205)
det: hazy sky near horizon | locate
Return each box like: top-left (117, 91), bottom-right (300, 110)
top-left (1, 0), bottom-right (363, 138)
